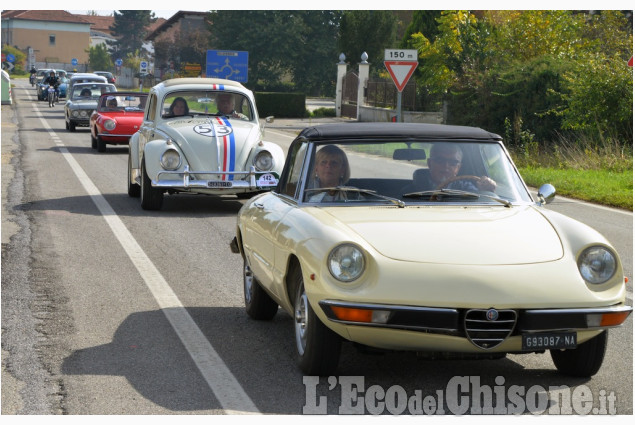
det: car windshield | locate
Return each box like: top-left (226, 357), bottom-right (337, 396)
top-left (98, 94), bottom-right (146, 112)
top-left (71, 85), bottom-right (115, 100)
top-left (293, 140), bottom-right (533, 206)
top-left (161, 90), bottom-right (254, 121)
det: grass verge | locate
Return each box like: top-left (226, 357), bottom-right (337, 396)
top-left (518, 166), bottom-right (632, 210)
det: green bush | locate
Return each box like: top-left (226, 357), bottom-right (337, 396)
top-left (255, 92), bottom-right (306, 118)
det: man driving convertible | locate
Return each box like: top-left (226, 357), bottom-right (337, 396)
top-left (407, 143), bottom-right (497, 193)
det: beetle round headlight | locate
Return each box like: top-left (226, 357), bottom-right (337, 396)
top-left (72, 110), bottom-right (79, 117)
top-left (328, 243), bottom-right (365, 282)
top-left (578, 246), bottom-right (617, 284)
top-left (254, 150), bottom-right (274, 171)
top-left (104, 119), bottom-right (116, 131)
top-left (160, 149), bottom-right (181, 171)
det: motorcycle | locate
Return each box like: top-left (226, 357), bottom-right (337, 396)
top-left (30, 74), bottom-right (36, 86)
top-left (48, 85), bottom-right (58, 107)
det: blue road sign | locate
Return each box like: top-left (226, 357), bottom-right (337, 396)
top-left (115, 58), bottom-right (123, 67)
top-left (71, 58), bottom-right (78, 66)
top-left (6, 54), bottom-right (15, 63)
top-left (206, 50), bottom-right (248, 83)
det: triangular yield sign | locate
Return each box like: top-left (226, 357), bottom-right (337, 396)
top-left (384, 61), bottom-right (418, 92)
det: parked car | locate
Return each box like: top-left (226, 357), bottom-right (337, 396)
top-left (1, 70), bottom-right (12, 105)
top-left (89, 92), bottom-right (148, 152)
top-left (127, 77), bottom-right (283, 210)
top-left (94, 71), bottom-right (116, 84)
top-left (230, 122), bottom-right (632, 377)
top-left (64, 83), bottom-right (116, 131)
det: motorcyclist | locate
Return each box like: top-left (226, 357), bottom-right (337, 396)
top-left (42, 71), bottom-right (60, 98)
top-left (29, 66), bottom-right (37, 85)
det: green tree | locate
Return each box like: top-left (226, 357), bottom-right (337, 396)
top-left (338, 10), bottom-right (398, 70)
top-left (399, 10), bottom-right (441, 48)
top-left (87, 43), bottom-right (113, 71)
top-left (107, 10), bottom-right (156, 60)
top-left (208, 10), bottom-right (341, 93)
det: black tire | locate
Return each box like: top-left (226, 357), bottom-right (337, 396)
top-left (69, 121), bottom-right (76, 132)
top-left (65, 120), bottom-right (69, 130)
top-left (140, 159), bottom-right (163, 210)
top-left (244, 259), bottom-right (278, 320)
top-left (127, 154), bottom-right (140, 198)
top-left (48, 91), bottom-right (54, 107)
top-left (292, 266), bottom-right (341, 375)
top-left (90, 132), bottom-right (98, 149)
top-left (97, 136), bottom-right (106, 153)
top-left (551, 331), bottom-right (608, 377)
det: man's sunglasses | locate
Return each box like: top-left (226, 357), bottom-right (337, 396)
top-left (430, 157), bottom-right (461, 167)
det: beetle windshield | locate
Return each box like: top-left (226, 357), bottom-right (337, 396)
top-left (161, 90), bottom-right (254, 121)
top-left (297, 140), bottom-right (533, 205)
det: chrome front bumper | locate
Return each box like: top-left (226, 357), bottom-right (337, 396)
top-left (153, 165), bottom-right (278, 190)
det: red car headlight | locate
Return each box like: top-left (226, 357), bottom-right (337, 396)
top-left (104, 119), bottom-right (116, 131)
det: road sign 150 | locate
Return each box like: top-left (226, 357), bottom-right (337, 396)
top-left (384, 49), bottom-right (418, 61)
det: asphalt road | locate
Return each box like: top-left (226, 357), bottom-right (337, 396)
top-left (2, 80), bottom-right (632, 415)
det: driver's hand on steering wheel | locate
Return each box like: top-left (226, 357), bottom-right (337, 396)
top-left (476, 176), bottom-right (497, 192)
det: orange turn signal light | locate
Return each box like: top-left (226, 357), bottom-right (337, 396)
top-left (600, 311), bottom-right (631, 327)
top-left (331, 306), bottom-right (373, 323)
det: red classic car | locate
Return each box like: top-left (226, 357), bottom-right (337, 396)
top-left (90, 92), bottom-right (148, 152)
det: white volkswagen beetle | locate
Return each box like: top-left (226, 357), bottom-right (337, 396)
top-left (128, 78), bottom-right (284, 210)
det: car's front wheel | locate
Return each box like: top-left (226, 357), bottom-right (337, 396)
top-left (91, 132), bottom-right (98, 149)
top-left (127, 154), bottom-right (140, 198)
top-left (550, 331), bottom-right (607, 377)
top-left (292, 266), bottom-right (341, 375)
top-left (97, 136), bottom-right (107, 153)
top-left (140, 159), bottom-right (163, 210)
top-left (244, 259), bottom-right (278, 320)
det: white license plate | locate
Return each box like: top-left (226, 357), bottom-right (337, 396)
top-left (522, 332), bottom-right (577, 350)
top-left (207, 181), bottom-right (232, 188)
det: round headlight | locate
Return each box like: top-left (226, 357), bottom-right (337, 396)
top-left (72, 110), bottom-right (79, 117)
top-left (254, 150), bottom-right (274, 171)
top-left (328, 243), bottom-right (365, 282)
top-left (578, 246), bottom-right (617, 284)
top-left (104, 119), bottom-right (116, 131)
top-left (160, 149), bottom-right (181, 171)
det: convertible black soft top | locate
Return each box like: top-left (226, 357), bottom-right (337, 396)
top-left (298, 122), bottom-right (502, 142)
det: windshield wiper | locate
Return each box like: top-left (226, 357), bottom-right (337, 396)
top-left (305, 186), bottom-right (405, 208)
top-left (403, 189), bottom-right (512, 208)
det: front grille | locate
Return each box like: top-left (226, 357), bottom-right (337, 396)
top-left (464, 309), bottom-right (517, 349)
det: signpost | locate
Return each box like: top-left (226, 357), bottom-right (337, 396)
top-left (206, 50), bottom-right (249, 83)
top-left (4, 53), bottom-right (15, 72)
top-left (384, 49), bottom-right (418, 122)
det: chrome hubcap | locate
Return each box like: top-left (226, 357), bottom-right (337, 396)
top-left (295, 291), bottom-right (308, 355)
top-left (244, 264), bottom-right (253, 304)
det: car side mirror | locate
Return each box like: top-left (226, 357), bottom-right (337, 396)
top-left (261, 116), bottom-right (275, 135)
top-left (537, 184), bottom-right (556, 205)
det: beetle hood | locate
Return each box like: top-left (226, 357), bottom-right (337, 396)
top-left (321, 206), bottom-right (564, 265)
top-left (163, 118), bottom-right (258, 172)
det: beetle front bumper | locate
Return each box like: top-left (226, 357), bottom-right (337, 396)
top-left (152, 165), bottom-right (279, 191)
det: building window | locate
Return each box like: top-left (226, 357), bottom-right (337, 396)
top-left (49, 35), bottom-right (56, 46)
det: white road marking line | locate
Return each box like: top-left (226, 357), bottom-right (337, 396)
top-left (32, 94), bottom-right (259, 414)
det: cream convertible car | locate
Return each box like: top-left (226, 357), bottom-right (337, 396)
top-left (128, 78), bottom-right (283, 210)
top-left (231, 123), bottom-right (632, 376)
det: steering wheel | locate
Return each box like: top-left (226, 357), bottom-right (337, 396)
top-left (436, 175), bottom-right (482, 190)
